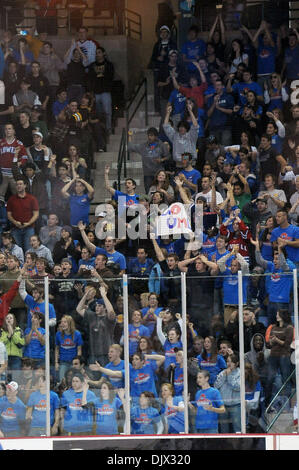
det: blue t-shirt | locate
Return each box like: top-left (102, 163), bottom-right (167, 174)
top-left (52, 99), bottom-right (68, 117)
top-left (257, 41), bottom-right (277, 75)
top-left (178, 168), bottom-right (201, 195)
top-left (78, 257), bottom-right (96, 270)
top-left (265, 261), bottom-right (294, 303)
top-left (161, 395), bottom-right (185, 434)
top-left (27, 390), bottom-right (60, 428)
top-left (0, 396), bottom-right (26, 434)
top-left (128, 323), bottom-right (150, 355)
top-left (131, 405), bottom-right (161, 434)
top-left (163, 339), bottom-right (183, 370)
top-left (209, 249), bottom-right (231, 288)
top-left (24, 327), bottom-right (45, 359)
top-left (93, 397), bottom-right (122, 435)
top-left (270, 134), bottom-right (284, 154)
top-left (60, 388), bottom-right (97, 433)
top-left (232, 81), bottom-right (263, 105)
top-left (25, 295), bottom-right (56, 329)
top-left (270, 225), bottom-right (299, 262)
top-left (94, 246), bottom-right (127, 270)
top-left (101, 360), bottom-right (125, 389)
top-left (207, 92), bottom-right (234, 129)
top-left (130, 362), bottom-right (158, 397)
top-left (193, 387), bottom-right (224, 430)
top-left (196, 353), bottom-right (227, 385)
top-left (168, 89), bottom-right (187, 115)
top-left (284, 45), bottom-right (299, 80)
top-left (69, 194), bottom-right (91, 226)
top-left (55, 330), bottom-right (83, 363)
top-left (141, 306), bottom-right (163, 335)
top-left (222, 268), bottom-right (249, 305)
top-left (181, 39), bottom-right (206, 72)
top-left (202, 234), bottom-right (217, 257)
top-left (127, 258), bottom-right (155, 277)
top-left (112, 190), bottom-right (140, 215)
top-left (173, 365), bottom-right (184, 396)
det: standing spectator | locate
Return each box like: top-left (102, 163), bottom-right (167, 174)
top-left (214, 352), bottom-right (241, 433)
top-left (26, 374), bottom-right (60, 437)
top-left (270, 208), bottom-right (299, 271)
top-left (61, 177), bottom-right (94, 233)
top-left (23, 312), bottom-right (45, 367)
top-left (0, 381), bottom-right (26, 437)
top-left (88, 47), bottom-right (114, 135)
top-left (67, 26), bottom-right (97, 66)
top-left (181, 24), bottom-right (206, 77)
top-left (26, 61), bottom-right (50, 113)
top-left (6, 177), bottom-right (39, 254)
top-left (150, 25), bottom-right (177, 113)
top-left (206, 78), bottom-right (235, 146)
top-left (55, 315), bottom-right (83, 382)
top-left (50, 258), bottom-right (79, 323)
top-left (283, 30), bottom-right (299, 86)
top-left (0, 123), bottom-right (28, 203)
top-left (160, 382), bottom-right (185, 434)
top-left (76, 285), bottom-right (116, 366)
top-left (0, 312), bottom-right (24, 374)
top-left (128, 127), bottom-right (170, 193)
top-left (196, 336), bottom-right (227, 386)
top-left (37, 42), bottom-right (64, 101)
top-left (188, 370), bottom-right (225, 434)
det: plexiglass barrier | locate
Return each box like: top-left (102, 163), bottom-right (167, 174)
top-left (0, 270), bottom-right (297, 437)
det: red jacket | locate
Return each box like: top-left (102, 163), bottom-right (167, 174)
top-left (179, 82), bottom-right (208, 109)
top-left (220, 219), bottom-right (252, 259)
top-left (0, 281), bottom-right (20, 327)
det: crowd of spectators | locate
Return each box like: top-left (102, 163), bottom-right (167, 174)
top-left (0, 1), bottom-right (298, 437)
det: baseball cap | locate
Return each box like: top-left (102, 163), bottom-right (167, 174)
top-left (32, 105), bottom-right (42, 112)
top-left (256, 197), bottom-right (267, 204)
top-left (96, 298), bottom-right (105, 306)
top-left (61, 225), bottom-right (72, 234)
top-left (96, 211), bottom-right (107, 218)
top-left (206, 135), bottom-right (217, 144)
top-left (32, 131), bottom-right (43, 138)
top-left (168, 49), bottom-right (178, 56)
top-left (7, 381), bottom-right (18, 392)
top-left (61, 258), bottom-right (72, 266)
top-left (160, 25), bottom-right (170, 32)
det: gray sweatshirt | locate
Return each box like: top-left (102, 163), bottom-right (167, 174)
top-left (163, 123), bottom-right (198, 163)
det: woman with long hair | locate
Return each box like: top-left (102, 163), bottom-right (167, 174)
top-left (196, 336), bottom-right (227, 386)
top-left (244, 362), bottom-right (263, 431)
top-left (63, 144), bottom-right (88, 179)
top-left (256, 216), bottom-right (278, 262)
top-left (141, 293), bottom-right (163, 337)
top-left (264, 309), bottom-right (294, 408)
top-left (160, 382), bottom-right (185, 434)
top-left (214, 352), bottom-right (241, 433)
top-left (148, 170), bottom-right (175, 204)
top-left (92, 380), bottom-right (125, 435)
top-left (0, 313), bottom-right (25, 372)
top-left (55, 315), bottom-right (83, 382)
top-left (228, 38), bottom-right (249, 74)
top-left (131, 391), bottom-right (163, 434)
top-left (264, 73), bottom-right (289, 112)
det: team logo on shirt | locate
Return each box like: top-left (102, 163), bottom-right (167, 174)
top-left (96, 404), bottom-right (114, 416)
top-left (134, 413), bottom-right (151, 424)
top-left (1, 408), bottom-right (16, 420)
top-left (34, 400), bottom-right (46, 411)
top-left (134, 373), bottom-right (150, 384)
top-left (69, 398), bottom-right (83, 410)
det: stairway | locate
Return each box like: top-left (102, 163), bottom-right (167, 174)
top-left (91, 69), bottom-right (162, 206)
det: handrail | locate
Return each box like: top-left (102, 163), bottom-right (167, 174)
top-left (265, 369), bottom-right (295, 432)
top-left (117, 76), bottom-right (148, 190)
top-left (117, 127), bottom-right (127, 190)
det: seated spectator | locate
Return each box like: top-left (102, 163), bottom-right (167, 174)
top-left (1, 231), bottom-right (24, 265)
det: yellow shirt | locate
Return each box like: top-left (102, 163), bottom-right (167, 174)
top-left (26, 34), bottom-right (44, 60)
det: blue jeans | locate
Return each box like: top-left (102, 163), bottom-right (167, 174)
top-left (11, 226), bottom-right (35, 253)
top-left (267, 355), bottom-right (292, 401)
top-left (196, 428), bottom-right (219, 434)
top-left (95, 92), bottom-right (112, 132)
top-left (219, 404), bottom-right (241, 433)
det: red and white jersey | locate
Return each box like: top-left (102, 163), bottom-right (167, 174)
top-left (0, 138), bottom-right (27, 177)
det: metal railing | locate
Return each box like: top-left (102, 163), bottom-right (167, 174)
top-left (265, 369), bottom-right (296, 432)
top-left (117, 75), bottom-right (148, 190)
top-left (2, 5), bottom-right (142, 39)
